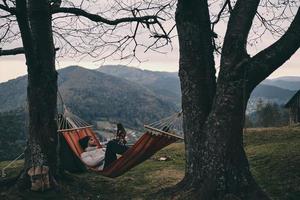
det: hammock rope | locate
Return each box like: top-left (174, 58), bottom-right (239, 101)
top-left (57, 107), bottom-right (183, 178)
top-left (146, 112), bottom-right (183, 139)
top-left (1, 152), bottom-right (24, 178)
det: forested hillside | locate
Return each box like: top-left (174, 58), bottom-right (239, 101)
top-left (0, 109), bottom-right (26, 161)
top-left (0, 66), bottom-right (298, 161)
top-left (98, 65), bottom-right (181, 107)
top-left (0, 66), bottom-right (178, 129)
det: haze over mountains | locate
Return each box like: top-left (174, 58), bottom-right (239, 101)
top-left (262, 77), bottom-right (300, 91)
top-left (0, 65), bottom-right (299, 127)
top-left (98, 65), bottom-right (299, 108)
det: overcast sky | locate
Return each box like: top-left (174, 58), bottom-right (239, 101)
top-left (0, 0), bottom-right (299, 83)
top-left (1, 47), bottom-right (299, 83)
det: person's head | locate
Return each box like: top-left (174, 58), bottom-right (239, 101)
top-left (79, 136), bottom-right (97, 150)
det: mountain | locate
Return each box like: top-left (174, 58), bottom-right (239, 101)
top-left (0, 76), bottom-right (27, 112)
top-left (0, 66), bottom-right (178, 128)
top-left (250, 84), bottom-right (296, 102)
top-left (262, 76), bottom-right (300, 91)
top-left (98, 65), bottom-right (299, 107)
top-left (1, 65), bottom-right (298, 126)
top-left (247, 84), bottom-right (296, 113)
top-left (97, 65), bottom-right (181, 107)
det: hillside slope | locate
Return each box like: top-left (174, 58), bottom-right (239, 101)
top-left (250, 84), bottom-right (295, 103)
top-left (0, 66), bottom-right (177, 128)
top-left (98, 65), bottom-right (181, 107)
top-left (262, 76), bottom-right (300, 90)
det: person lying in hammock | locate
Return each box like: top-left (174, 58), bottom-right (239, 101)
top-left (79, 123), bottom-right (129, 170)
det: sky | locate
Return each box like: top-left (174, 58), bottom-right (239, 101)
top-left (0, 0), bottom-right (299, 83)
top-left (1, 43), bottom-right (299, 83)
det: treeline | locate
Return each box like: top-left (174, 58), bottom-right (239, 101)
top-left (246, 100), bottom-right (289, 128)
top-left (0, 109), bottom-right (26, 161)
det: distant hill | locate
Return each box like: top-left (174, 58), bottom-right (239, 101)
top-left (0, 76), bottom-right (27, 112)
top-left (262, 76), bottom-right (300, 91)
top-left (98, 65), bottom-right (181, 107)
top-left (0, 66), bottom-right (178, 128)
top-left (1, 65), bottom-right (298, 125)
top-left (98, 65), bottom-right (298, 112)
top-left (250, 84), bottom-right (295, 102)
top-left (247, 84), bottom-right (296, 113)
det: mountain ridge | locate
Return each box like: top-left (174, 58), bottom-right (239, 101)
top-left (1, 65), bottom-right (298, 125)
top-left (0, 66), bottom-right (178, 128)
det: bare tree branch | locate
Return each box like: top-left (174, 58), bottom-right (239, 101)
top-left (211, 0), bottom-right (231, 28)
top-left (52, 7), bottom-right (160, 26)
top-left (221, 0), bottom-right (260, 65)
top-left (0, 47), bottom-right (59, 56)
top-left (0, 47), bottom-right (24, 55)
top-left (248, 7), bottom-right (300, 87)
top-left (210, 0), bottom-right (232, 54)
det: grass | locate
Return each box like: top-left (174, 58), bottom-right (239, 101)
top-left (245, 127), bottom-right (300, 200)
top-left (0, 128), bottom-right (299, 200)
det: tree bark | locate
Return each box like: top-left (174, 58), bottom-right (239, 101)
top-left (15, 0), bottom-right (58, 189)
top-left (176, 0), bottom-right (216, 188)
top-left (172, 0), bottom-right (300, 199)
top-left (195, 67), bottom-right (268, 199)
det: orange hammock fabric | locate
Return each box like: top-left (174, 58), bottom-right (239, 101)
top-left (60, 127), bottom-right (178, 178)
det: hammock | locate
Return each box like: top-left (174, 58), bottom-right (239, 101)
top-left (57, 109), bottom-right (183, 178)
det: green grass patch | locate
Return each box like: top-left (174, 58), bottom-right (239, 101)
top-left (0, 128), bottom-right (299, 199)
top-left (245, 127), bottom-right (300, 200)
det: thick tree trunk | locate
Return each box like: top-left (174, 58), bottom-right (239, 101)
top-left (194, 73), bottom-right (268, 199)
top-left (174, 0), bottom-right (269, 199)
top-left (176, 67), bottom-right (269, 199)
top-left (176, 0), bottom-right (216, 186)
top-left (15, 0), bottom-right (58, 189)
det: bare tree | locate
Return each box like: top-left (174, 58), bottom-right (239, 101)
top-left (0, 0), bottom-right (173, 189)
top-left (173, 0), bottom-right (300, 199)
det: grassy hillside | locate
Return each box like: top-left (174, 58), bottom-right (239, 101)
top-left (1, 128), bottom-right (299, 200)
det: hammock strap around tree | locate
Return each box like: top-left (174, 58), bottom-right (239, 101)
top-left (57, 109), bottom-right (183, 178)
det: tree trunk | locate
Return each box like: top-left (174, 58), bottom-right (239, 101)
top-left (176, 0), bottom-right (216, 186)
top-left (15, 0), bottom-right (58, 189)
top-left (194, 72), bottom-right (268, 199)
top-left (174, 0), bottom-right (269, 199)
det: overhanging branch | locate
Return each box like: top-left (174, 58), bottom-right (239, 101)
top-left (0, 47), bottom-right (59, 56)
top-left (0, 47), bottom-right (24, 56)
top-left (52, 7), bottom-right (159, 25)
top-left (1, 5), bottom-right (161, 26)
top-left (248, 7), bottom-right (300, 87)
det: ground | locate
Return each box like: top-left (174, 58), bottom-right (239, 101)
top-left (0, 127), bottom-right (299, 200)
